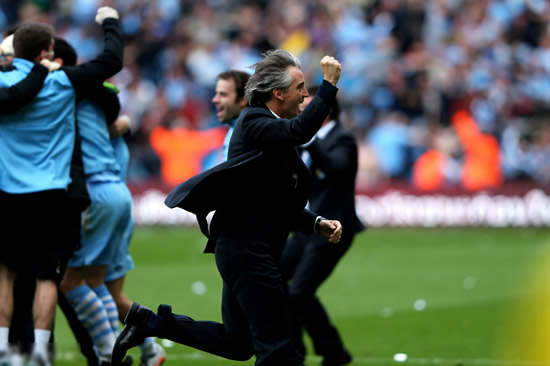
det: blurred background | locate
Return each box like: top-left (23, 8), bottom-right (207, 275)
top-left (3, 2), bottom-right (550, 365)
top-left (2, 0), bottom-right (550, 227)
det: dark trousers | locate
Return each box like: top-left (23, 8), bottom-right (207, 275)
top-left (280, 232), bottom-right (353, 361)
top-left (152, 237), bottom-right (303, 366)
top-left (8, 199), bottom-right (98, 366)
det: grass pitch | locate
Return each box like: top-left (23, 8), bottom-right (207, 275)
top-left (53, 227), bottom-right (550, 366)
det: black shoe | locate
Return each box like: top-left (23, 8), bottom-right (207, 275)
top-left (321, 349), bottom-right (352, 366)
top-left (111, 302), bottom-right (152, 366)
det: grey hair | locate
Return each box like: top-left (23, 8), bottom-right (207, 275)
top-left (244, 49), bottom-right (301, 107)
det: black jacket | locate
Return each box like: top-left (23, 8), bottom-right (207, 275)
top-left (166, 80), bottom-right (339, 253)
top-left (304, 121), bottom-right (365, 236)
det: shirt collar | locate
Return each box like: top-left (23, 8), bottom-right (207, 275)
top-left (316, 120), bottom-right (336, 140)
top-left (268, 107), bottom-right (280, 119)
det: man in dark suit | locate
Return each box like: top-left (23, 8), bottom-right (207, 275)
top-left (281, 85), bottom-right (365, 366)
top-left (112, 50), bottom-right (344, 366)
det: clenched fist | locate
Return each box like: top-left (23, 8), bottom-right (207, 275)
top-left (95, 6), bottom-right (119, 25)
top-left (318, 219), bottom-right (343, 244)
top-left (320, 56), bottom-right (342, 86)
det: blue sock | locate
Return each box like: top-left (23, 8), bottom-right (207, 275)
top-left (93, 284), bottom-right (119, 334)
top-left (66, 284), bottom-right (116, 357)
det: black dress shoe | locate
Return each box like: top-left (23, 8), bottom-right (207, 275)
top-left (111, 302), bottom-right (152, 366)
top-left (321, 349), bottom-right (352, 366)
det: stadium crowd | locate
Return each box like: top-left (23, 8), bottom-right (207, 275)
top-left (2, 0), bottom-right (550, 191)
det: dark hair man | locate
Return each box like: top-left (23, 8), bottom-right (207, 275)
top-left (212, 70), bottom-right (250, 160)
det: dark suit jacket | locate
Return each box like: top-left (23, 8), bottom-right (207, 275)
top-left (304, 121), bottom-right (365, 236)
top-left (166, 80), bottom-right (339, 253)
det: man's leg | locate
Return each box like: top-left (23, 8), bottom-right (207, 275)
top-left (107, 276), bottom-right (166, 366)
top-left (286, 233), bottom-right (354, 364)
top-left (31, 279), bottom-right (57, 363)
top-left (215, 238), bottom-right (303, 366)
top-left (57, 288), bottom-right (98, 365)
top-left (0, 265), bottom-right (15, 356)
top-left (60, 267), bottom-right (117, 363)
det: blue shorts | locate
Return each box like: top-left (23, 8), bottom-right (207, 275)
top-left (68, 180), bottom-right (132, 268)
top-left (104, 215), bottom-right (135, 282)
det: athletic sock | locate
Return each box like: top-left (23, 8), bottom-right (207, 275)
top-left (138, 337), bottom-right (157, 358)
top-left (66, 284), bottom-right (116, 357)
top-left (93, 284), bottom-right (119, 334)
top-left (0, 327), bottom-right (8, 353)
top-left (32, 328), bottom-right (51, 360)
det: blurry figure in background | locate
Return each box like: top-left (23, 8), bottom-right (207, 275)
top-left (149, 122), bottom-right (226, 187)
top-left (366, 111), bottom-right (414, 180)
top-left (212, 70), bottom-right (250, 161)
top-left (500, 118), bottom-right (538, 181)
top-left (451, 110), bottom-right (502, 191)
top-left (280, 85), bottom-right (365, 366)
top-left (412, 126), bottom-right (462, 191)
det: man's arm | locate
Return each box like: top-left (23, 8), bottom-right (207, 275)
top-left (62, 7), bottom-right (123, 98)
top-left (241, 81), bottom-right (338, 149)
top-left (0, 63), bottom-right (48, 114)
top-left (293, 208), bottom-right (342, 243)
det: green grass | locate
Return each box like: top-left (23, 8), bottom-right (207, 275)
top-left (52, 227), bottom-right (550, 365)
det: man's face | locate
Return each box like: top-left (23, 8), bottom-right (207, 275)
top-left (280, 66), bottom-right (309, 119)
top-left (212, 78), bottom-right (245, 124)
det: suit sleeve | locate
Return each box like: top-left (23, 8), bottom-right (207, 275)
top-left (62, 18), bottom-right (123, 99)
top-left (291, 208), bottom-right (318, 235)
top-left (243, 80), bottom-right (338, 148)
top-left (0, 64), bottom-right (48, 114)
top-left (306, 130), bottom-right (358, 178)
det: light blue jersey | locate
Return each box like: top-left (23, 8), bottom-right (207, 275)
top-left (105, 134), bottom-right (135, 281)
top-left (77, 100), bottom-right (120, 181)
top-left (0, 58), bottom-right (76, 193)
top-left (70, 101), bottom-right (133, 269)
top-left (111, 136), bottom-right (129, 183)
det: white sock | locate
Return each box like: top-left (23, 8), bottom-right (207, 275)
top-left (139, 337), bottom-right (157, 357)
top-left (0, 327), bottom-right (8, 353)
top-left (32, 329), bottom-right (51, 358)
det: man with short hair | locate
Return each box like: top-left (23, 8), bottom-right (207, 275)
top-left (112, 50), bottom-right (343, 366)
top-left (0, 7), bottom-right (122, 365)
top-left (212, 70), bottom-right (250, 160)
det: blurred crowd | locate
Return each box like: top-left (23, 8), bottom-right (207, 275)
top-left (2, 0), bottom-right (550, 191)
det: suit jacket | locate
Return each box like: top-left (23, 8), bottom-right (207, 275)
top-left (304, 121), bottom-right (365, 236)
top-left (165, 80), bottom-right (339, 253)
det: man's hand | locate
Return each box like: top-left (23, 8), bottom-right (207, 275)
top-left (320, 56), bottom-right (341, 86)
top-left (318, 219), bottom-right (343, 244)
top-left (40, 59), bottom-right (61, 72)
top-left (109, 115), bottom-right (130, 138)
top-left (95, 6), bottom-right (119, 25)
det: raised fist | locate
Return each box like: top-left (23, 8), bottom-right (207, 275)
top-left (95, 6), bottom-right (119, 25)
top-left (320, 56), bottom-right (342, 86)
